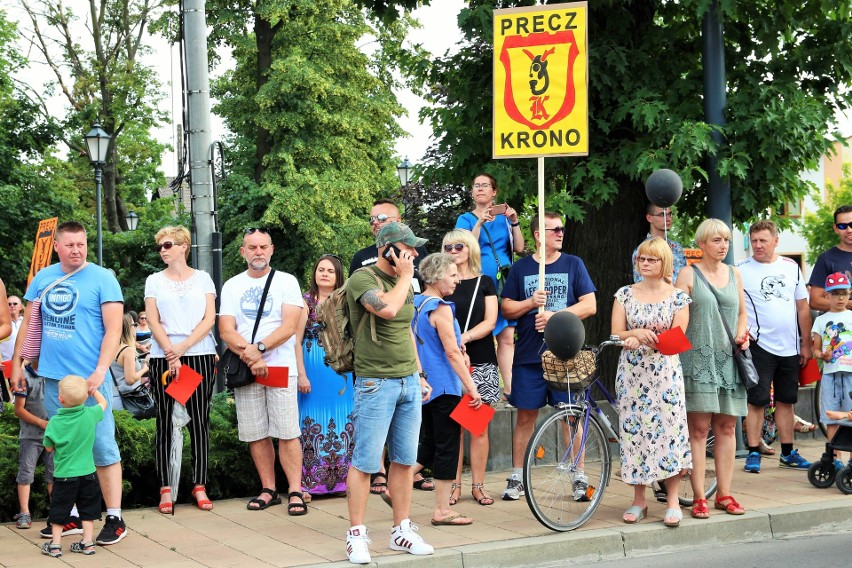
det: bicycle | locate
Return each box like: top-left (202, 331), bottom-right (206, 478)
top-left (523, 336), bottom-right (717, 532)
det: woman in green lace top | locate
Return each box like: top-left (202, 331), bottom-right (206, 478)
top-left (675, 219), bottom-right (749, 520)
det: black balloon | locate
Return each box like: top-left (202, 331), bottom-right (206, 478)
top-left (645, 169), bottom-right (683, 208)
top-left (544, 311), bottom-right (585, 360)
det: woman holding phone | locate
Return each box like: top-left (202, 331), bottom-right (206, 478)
top-left (455, 173), bottom-right (524, 399)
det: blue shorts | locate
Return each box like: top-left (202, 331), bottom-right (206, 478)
top-left (351, 373), bottom-right (421, 473)
top-left (43, 377), bottom-right (122, 467)
top-left (820, 371), bottom-right (852, 425)
top-left (508, 363), bottom-right (570, 410)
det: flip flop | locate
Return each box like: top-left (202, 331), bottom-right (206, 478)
top-left (622, 505), bottom-right (647, 524)
top-left (663, 508), bottom-right (682, 528)
top-left (246, 488), bottom-right (281, 511)
top-left (369, 472), bottom-right (388, 495)
top-left (430, 513), bottom-right (473, 526)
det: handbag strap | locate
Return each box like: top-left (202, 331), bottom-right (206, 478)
top-left (463, 276), bottom-right (481, 334)
top-left (480, 222), bottom-right (503, 270)
top-left (39, 262), bottom-right (87, 301)
top-left (250, 270), bottom-right (276, 343)
top-left (692, 266), bottom-right (738, 349)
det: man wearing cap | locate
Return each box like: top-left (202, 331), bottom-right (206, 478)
top-left (737, 220), bottom-right (812, 473)
top-left (344, 222), bottom-right (433, 564)
top-left (808, 205), bottom-right (852, 311)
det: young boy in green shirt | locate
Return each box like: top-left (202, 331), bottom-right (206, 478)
top-left (41, 375), bottom-right (106, 558)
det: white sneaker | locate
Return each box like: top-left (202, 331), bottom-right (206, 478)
top-left (389, 519), bottom-right (433, 556)
top-left (502, 474), bottom-right (525, 500)
top-left (572, 471), bottom-right (589, 502)
top-left (346, 525), bottom-right (371, 564)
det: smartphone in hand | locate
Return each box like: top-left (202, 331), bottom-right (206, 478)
top-left (490, 203), bottom-right (508, 216)
top-left (382, 243), bottom-right (402, 266)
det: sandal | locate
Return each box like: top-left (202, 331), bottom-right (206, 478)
top-left (691, 498), bottom-right (710, 519)
top-left (369, 472), bottom-right (388, 495)
top-left (759, 440), bottom-right (776, 455)
top-left (794, 415), bottom-right (816, 433)
top-left (41, 542), bottom-right (62, 558)
top-left (247, 488), bottom-right (281, 510)
top-left (622, 505), bottom-right (647, 524)
top-left (192, 485), bottom-right (214, 511)
top-left (70, 540), bottom-right (96, 555)
top-left (158, 487), bottom-right (174, 515)
top-left (714, 495), bottom-right (745, 515)
top-left (663, 508), bottom-right (682, 528)
top-left (471, 483), bottom-right (494, 506)
top-left (413, 474), bottom-right (435, 491)
top-left (448, 482), bottom-right (462, 506)
top-left (287, 491), bottom-right (308, 516)
top-left (430, 513), bottom-right (473, 526)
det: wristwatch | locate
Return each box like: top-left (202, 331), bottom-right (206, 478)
top-left (256, 342), bottom-right (267, 353)
top-left (419, 371), bottom-right (428, 380)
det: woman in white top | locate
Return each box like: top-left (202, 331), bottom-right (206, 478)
top-left (145, 226), bottom-right (217, 514)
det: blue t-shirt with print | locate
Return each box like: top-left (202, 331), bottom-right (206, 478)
top-left (24, 263), bottom-right (123, 381)
top-left (502, 254), bottom-right (596, 365)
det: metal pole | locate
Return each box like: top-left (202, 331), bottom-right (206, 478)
top-left (184, 0), bottom-right (215, 273)
top-left (95, 163), bottom-right (103, 265)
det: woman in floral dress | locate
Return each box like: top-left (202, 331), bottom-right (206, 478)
top-left (295, 254), bottom-right (354, 497)
top-left (612, 237), bottom-right (692, 528)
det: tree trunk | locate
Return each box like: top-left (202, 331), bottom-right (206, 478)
top-left (253, 14), bottom-right (275, 184)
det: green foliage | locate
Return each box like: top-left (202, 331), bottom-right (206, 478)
top-left (802, 164), bottom-right (852, 265)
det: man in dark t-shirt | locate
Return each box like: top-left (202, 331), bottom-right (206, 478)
top-left (349, 199), bottom-right (427, 276)
top-left (809, 205), bottom-right (852, 311)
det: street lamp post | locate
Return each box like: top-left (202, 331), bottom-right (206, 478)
top-left (396, 157), bottom-right (413, 188)
top-left (85, 124), bottom-right (111, 265)
top-left (125, 211), bottom-right (139, 231)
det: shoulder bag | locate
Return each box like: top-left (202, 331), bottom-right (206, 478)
top-left (219, 270), bottom-right (275, 389)
top-left (20, 263), bottom-right (87, 360)
top-left (110, 362), bottom-right (156, 420)
top-left (692, 266), bottom-right (759, 389)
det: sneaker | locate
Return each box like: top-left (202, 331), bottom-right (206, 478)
top-left (95, 515), bottom-right (127, 545)
top-left (573, 472), bottom-right (590, 502)
top-left (834, 459), bottom-right (845, 472)
top-left (14, 513), bottom-right (32, 529)
top-left (389, 519), bottom-right (434, 556)
top-left (502, 475), bottom-right (525, 500)
top-left (41, 542), bottom-right (62, 558)
top-left (744, 451), bottom-right (761, 473)
top-left (40, 516), bottom-right (83, 538)
top-left (779, 449), bottom-right (811, 469)
top-left (345, 525), bottom-right (371, 564)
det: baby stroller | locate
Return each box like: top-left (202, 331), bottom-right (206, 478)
top-left (807, 390), bottom-right (852, 494)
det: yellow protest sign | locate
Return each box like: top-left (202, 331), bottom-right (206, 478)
top-left (27, 217), bottom-right (58, 286)
top-left (493, 2), bottom-right (588, 158)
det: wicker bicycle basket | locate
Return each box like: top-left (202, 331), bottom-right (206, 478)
top-left (541, 348), bottom-right (597, 391)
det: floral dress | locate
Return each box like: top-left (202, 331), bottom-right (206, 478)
top-left (614, 286), bottom-right (692, 485)
top-left (298, 293), bottom-right (354, 495)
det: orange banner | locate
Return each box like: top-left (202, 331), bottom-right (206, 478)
top-left (27, 217), bottom-right (58, 287)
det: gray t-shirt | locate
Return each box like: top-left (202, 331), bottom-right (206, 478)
top-left (17, 371), bottom-right (48, 441)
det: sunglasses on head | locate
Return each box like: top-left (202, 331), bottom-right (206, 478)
top-left (443, 243), bottom-right (465, 252)
top-left (245, 227), bottom-right (269, 235)
top-left (156, 241), bottom-right (177, 252)
top-left (544, 226), bottom-right (565, 234)
top-left (836, 223), bottom-right (852, 230)
top-left (320, 253), bottom-right (341, 262)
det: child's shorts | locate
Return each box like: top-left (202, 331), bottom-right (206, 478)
top-left (16, 438), bottom-right (55, 485)
top-left (820, 371), bottom-right (852, 425)
top-left (49, 473), bottom-right (101, 525)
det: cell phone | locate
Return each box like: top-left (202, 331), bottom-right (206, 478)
top-left (383, 243), bottom-right (402, 266)
top-left (490, 203), bottom-right (508, 216)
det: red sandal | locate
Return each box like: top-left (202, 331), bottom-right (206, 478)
top-left (714, 495), bottom-right (745, 515)
top-left (691, 498), bottom-right (709, 519)
top-left (192, 485), bottom-right (214, 511)
top-left (158, 487), bottom-right (173, 515)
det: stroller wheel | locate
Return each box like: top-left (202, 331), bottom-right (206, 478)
top-left (836, 465), bottom-right (852, 495)
top-left (807, 461), bottom-right (836, 488)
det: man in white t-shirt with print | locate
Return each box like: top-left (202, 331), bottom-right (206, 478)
top-left (737, 220), bottom-right (812, 473)
top-left (219, 228), bottom-right (307, 515)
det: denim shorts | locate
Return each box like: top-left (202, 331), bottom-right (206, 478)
top-left (351, 373), bottom-right (421, 473)
top-left (820, 371), bottom-right (852, 425)
top-left (43, 377), bottom-right (122, 467)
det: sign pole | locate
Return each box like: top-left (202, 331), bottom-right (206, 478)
top-left (537, 156), bottom-right (546, 318)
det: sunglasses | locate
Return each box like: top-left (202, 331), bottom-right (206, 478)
top-left (637, 256), bottom-right (661, 265)
top-left (320, 253), bottom-right (341, 262)
top-left (369, 214), bottom-right (397, 225)
top-left (139, 317), bottom-right (147, 321)
top-left (8, 302), bottom-right (20, 306)
top-left (245, 227), bottom-right (270, 235)
top-left (156, 241), bottom-right (177, 252)
top-left (543, 227), bottom-right (565, 234)
top-left (836, 223), bottom-right (852, 230)
top-left (443, 243), bottom-right (465, 252)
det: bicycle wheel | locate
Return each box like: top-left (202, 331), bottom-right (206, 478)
top-left (653, 432), bottom-right (717, 506)
top-left (523, 407), bottom-right (611, 532)
top-left (813, 381), bottom-right (827, 438)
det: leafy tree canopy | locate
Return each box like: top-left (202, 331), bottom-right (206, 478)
top-left (802, 163), bottom-right (852, 266)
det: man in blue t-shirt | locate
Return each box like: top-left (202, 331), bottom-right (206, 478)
top-left (500, 212), bottom-right (596, 501)
top-left (11, 221), bottom-right (126, 546)
top-left (809, 205), bottom-right (852, 312)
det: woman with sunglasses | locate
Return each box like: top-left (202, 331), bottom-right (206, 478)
top-left (675, 219), bottom-right (750, 520)
top-left (611, 237), bottom-right (691, 528)
top-left (441, 230), bottom-right (499, 506)
top-left (144, 226), bottom-right (217, 514)
top-left (455, 173), bottom-right (524, 400)
top-left (135, 311), bottom-right (152, 365)
top-left (294, 254), bottom-right (354, 499)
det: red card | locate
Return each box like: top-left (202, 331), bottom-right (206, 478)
top-left (799, 358), bottom-right (821, 386)
top-left (450, 394), bottom-right (495, 437)
top-left (1, 360), bottom-right (11, 378)
top-left (256, 366), bottom-right (289, 388)
top-left (165, 364), bottom-right (204, 405)
top-left (655, 327), bottom-right (692, 356)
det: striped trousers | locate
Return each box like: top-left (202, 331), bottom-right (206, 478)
top-left (149, 354), bottom-right (216, 488)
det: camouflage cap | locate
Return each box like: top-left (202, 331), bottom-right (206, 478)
top-left (375, 222), bottom-right (427, 248)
